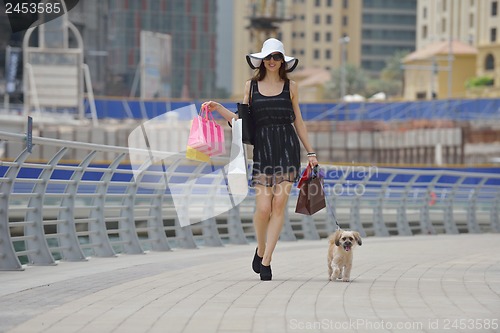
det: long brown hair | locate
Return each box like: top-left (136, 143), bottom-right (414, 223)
top-left (251, 58), bottom-right (289, 82)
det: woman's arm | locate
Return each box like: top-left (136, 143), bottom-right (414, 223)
top-left (203, 80), bottom-right (251, 123)
top-left (290, 80), bottom-right (319, 166)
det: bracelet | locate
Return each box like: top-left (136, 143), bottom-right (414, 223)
top-left (307, 152), bottom-right (317, 157)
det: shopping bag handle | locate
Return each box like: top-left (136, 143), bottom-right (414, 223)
top-left (311, 165), bottom-right (322, 179)
top-left (200, 104), bottom-right (215, 122)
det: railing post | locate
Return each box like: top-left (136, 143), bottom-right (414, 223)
top-left (198, 166), bottom-right (223, 247)
top-left (171, 162), bottom-right (211, 248)
top-left (118, 174), bottom-right (144, 254)
top-left (300, 215), bottom-right (320, 240)
top-left (226, 204), bottom-right (248, 244)
top-left (57, 151), bottom-right (96, 261)
top-left (201, 218), bottom-right (224, 246)
top-left (491, 191), bottom-right (500, 232)
top-left (372, 173), bottom-right (391, 237)
top-left (466, 178), bottom-right (487, 233)
top-left (442, 176), bottom-right (463, 234)
top-left (174, 218), bottom-right (197, 249)
top-left (141, 162), bottom-right (171, 252)
top-left (420, 174), bottom-right (439, 235)
top-left (87, 153), bottom-right (126, 257)
top-left (0, 149), bottom-right (31, 270)
top-left (280, 208), bottom-right (297, 241)
top-left (147, 190), bottom-right (171, 251)
top-left (219, 165), bottom-right (247, 245)
top-left (396, 174), bottom-right (419, 236)
top-left (25, 147), bottom-right (68, 265)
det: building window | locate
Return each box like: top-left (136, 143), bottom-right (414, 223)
top-left (343, 0), bottom-right (348, 9)
top-left (326, 14), bottom-right (332, 24)
top-left (492, 1), bottom-right (498, 16)
top-left (315, 14), bottom-right (321, 24)
top-left (314, 49), bottom-right (320, 59)
top-left (326, 32), bottom-right (332, 41)
top-left (327, 0), bottom-right (332, 7)
top-left (300, 32), bottom-right (305, 38)
top-left (314, 32), bottom-right (320, 41)
top-left (491, 28), bottom-right (497, 42)
top-left (315, 0), bottom-right (321, 7)
top-left (442, 0), bottom-right (446, 11)
top-left (422, 25), bottom-right (428, 38)
top-left (325, 49), bottom-right (331, 59)
top-left (468, 34), bottom-right (474, 45)
top-left (485, 54), bottom-right (495, 70)
top-left (441, 18), bottom-right (446, 33)
top-left (343, 16), bottom-right (348, 26)
top-left (469, 14), bottom-right (474, 28)
top-left (423, 7), bottom-right (427, 19)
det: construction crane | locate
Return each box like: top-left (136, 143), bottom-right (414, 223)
top-left (247, 0), bottom-right (291, 50)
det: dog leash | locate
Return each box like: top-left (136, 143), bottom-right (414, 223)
top-left (323, 186), bottom-right (341, 230)
top-left (312, 165), bottom-right (341, 230)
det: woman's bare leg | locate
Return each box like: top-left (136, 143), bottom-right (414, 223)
top-left (253, 185), bottom-right (273, 257)
top-left (262, 182), bottom-right (292, 266)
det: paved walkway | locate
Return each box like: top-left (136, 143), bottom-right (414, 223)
top-left (1, 234), bottom-right (500, 333)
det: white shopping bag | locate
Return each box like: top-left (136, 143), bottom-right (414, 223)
top-left (227, 118), bottom-right (249, 197)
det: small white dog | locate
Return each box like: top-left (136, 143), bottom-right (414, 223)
top-left (327, 229), bottom-right (362, 282)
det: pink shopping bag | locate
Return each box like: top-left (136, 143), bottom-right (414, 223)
top-left (210, 118), bottom-right (225, 156)
top-left (187, 105), bottom-right (225, 157)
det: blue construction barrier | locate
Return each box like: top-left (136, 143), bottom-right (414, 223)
top-left (84, 98), bottom-right (500, 121)
top-left (2, 164), bottom-right (499, 195)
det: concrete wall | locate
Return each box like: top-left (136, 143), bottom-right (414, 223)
top-left (1, 119), bottom-right (475, 165)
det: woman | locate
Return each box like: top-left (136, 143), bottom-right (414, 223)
top-left (203, 38), bottom-right (318, 281)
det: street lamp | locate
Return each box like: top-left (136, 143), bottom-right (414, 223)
top-left (339, 36), bottom-right (350, 100)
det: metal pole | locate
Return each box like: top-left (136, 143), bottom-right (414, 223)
top-left (3, 94), bottom-right (9, 113)
top-left (339, 36), bottom-right (349, 100)
top-left (447, 3), bottom-right (453, 100)
top-left (447, 37), bottom-right (453, 99)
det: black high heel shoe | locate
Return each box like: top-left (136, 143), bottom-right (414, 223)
top-left (260, 263), bottom-right (272, 281)
top-left (252, 248), bottom-right (262, 274)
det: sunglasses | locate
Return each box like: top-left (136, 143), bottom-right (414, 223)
top-left (263, 53), bottom-right (283, 61)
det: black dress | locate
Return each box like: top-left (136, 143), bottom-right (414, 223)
top-left (250, 79), bottom-right (301, 187)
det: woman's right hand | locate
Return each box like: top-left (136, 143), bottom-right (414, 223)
top-left (202, 101), bottom-right (221, 113)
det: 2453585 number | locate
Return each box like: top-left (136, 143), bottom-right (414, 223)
top-left (443, 319), bottom-right (498, 330)
top-left (5, 2), bottom-right (61, 14)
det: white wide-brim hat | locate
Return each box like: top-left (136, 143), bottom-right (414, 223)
top-left (246, 38), bottom-right (299, 73)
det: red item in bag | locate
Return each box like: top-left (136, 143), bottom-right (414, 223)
top-left (297, 164), bottom-right (312, 189)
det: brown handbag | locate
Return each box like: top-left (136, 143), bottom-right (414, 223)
top-left (295, 172), bottom-right (326, 215)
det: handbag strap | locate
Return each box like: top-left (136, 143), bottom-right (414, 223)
top-left (249, 80), bottom-right (255, 106)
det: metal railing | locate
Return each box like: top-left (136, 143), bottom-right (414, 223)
top-left (1, 131), bottom-right (499, 271)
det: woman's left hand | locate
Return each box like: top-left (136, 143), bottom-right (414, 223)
top-left (308, 155), bottom-right (319, 167)
top-left (202, 101), bottom-right (221, 112)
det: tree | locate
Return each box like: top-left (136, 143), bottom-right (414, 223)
top-left (324, 64), bottom-right (368, 99)
top-left (377, 50), bottom-right (409, 97)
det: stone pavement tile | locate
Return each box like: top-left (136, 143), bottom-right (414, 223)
top-left (4, 235), bottom-right (500, 333)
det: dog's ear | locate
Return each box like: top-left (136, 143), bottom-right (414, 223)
top-left (334, 230), bottom-right (343, 247)
top-left (353, 231), bottom-right (362, 246)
